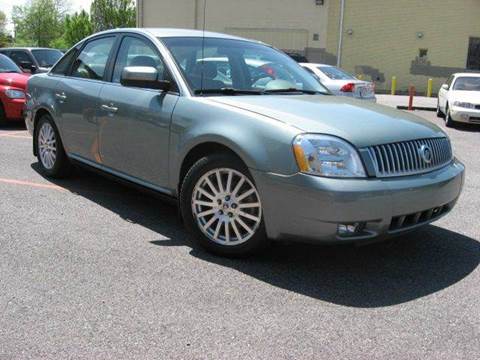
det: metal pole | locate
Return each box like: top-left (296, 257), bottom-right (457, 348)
top-left (336, 0), bottom-right (346, 67)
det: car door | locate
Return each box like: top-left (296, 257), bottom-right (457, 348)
top-left (54, 35), bottom-right (118, 162)
top-left (438, 75), bottom-right (454, 111)
top-left (97, 34), bottom-right (179, 188)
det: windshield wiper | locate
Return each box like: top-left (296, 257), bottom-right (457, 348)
top-left (262, 88), bottom-right (324, 95)
top-left (195, 88), bottom-right (263, 96)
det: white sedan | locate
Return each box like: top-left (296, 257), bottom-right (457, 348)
top-left (437, 72), bottom-right (480, 127)
top-left (300, 63), bottom-right (376, 101)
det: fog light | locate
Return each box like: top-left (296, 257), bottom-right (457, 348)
top-left (337, 222), bottom-right (365, 237)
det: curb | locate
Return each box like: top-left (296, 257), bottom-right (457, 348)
top-left (396, 106), bottom-right (437, 112)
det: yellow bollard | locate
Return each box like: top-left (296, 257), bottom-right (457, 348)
top-left (427, 78), bottom-right (433, 97)
top-left (391, 76), bottom-right (397, 96)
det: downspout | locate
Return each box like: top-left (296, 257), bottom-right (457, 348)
top-left (137, 0), bottom-right (144, 27)
top-left (336, 0), bottom-right (345, 67)
top-left (194, 0), bottom-right (199, 29)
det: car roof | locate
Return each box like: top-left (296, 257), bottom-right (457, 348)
top-left (453, 72), bottom-right (480, 78)
top-left (90, 28), bottom-right (259, 43)
top-left (300, 63), bottom-right (332, 67)
top-left (0, 47), bottom-right (59, 51)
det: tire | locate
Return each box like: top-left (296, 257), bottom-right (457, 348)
top-left (35, 114), bottom-right (72, 178)
top-left (445, 104), bottom-right (456, 128)
top-left (436, 100), bottom-right (444, 118)
top-left (180, 153), bottom-right (268, 257)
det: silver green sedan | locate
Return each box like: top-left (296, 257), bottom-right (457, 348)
top-left (25, 28), bottom-right (464, 256)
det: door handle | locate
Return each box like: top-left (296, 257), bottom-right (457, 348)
top-left (55, 92), bottom-right (67, 101)
top-left (101, 104), bottom-right (118, 113)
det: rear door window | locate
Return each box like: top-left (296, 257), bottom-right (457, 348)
top-left (50, 47), bottom-right (79, 75)
top-left (70, 36), bottom-right (116, 80)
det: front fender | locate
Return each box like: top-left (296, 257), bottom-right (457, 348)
top-left (169, 97), bottom-right (301, 190)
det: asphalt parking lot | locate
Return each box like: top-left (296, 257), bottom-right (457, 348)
top-left (0, 111), bottom-right (479, 359)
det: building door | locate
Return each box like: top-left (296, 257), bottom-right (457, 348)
top-left (467, 37), bottom-right (480, 70)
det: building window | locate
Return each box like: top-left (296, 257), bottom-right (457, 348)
top-left (467, 37), bottom-right (480, 70)
top-left (313, 33), bottom-right (319, 41)
top-left (419, 49), bottom-right (428, 59)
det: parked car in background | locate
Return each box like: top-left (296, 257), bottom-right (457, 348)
top-left (437, 72), bottom-right (480, 127)
top-left (301, 63), bottom-right (376, 101)
top-left (25, 28), bottom-right (464, 257)
top-left (0, 54), bottom-right (29, 126)
top-left (0, 48), bottom-right (63, 74)
top-left (284, 51), bottom-right (309, 63)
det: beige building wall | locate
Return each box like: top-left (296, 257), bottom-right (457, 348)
top-left (137, 0), bottom-right (330, 61)
top-left (326, 0), bottom-right (480, 93)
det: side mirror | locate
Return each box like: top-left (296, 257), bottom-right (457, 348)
top-left (120, 66), bottom-right (171, 91)
top-left (19, 60), bottom-right (37, 73)
top-left (441, 84), bottom-right (449, 90)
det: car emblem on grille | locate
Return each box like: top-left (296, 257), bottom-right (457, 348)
top-left (419, 144), bottom-right (433, 164)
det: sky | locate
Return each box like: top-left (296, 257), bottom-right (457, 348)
top-left (0, 0), bottom-right (93, 33)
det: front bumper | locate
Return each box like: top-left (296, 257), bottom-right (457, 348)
top-left (450, 107), bottom-right (480, 124)
top-left (1, 98), bottom-right (26, 121)
top-left (251, 159), bottom-right (464, 243)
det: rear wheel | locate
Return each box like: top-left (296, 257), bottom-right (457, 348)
top-left (180, 153), bottom-right (268, 257)
top-left (35, 114), bottom-right (72, 178)
top-left (445, 104), bottom-right (456, 128)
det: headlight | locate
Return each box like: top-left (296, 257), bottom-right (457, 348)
top-left (293, 134), bottom-right (366, 178)
top-left (4, 89), bottom-right (26, 99)
top-left (453, 101), bottom-right (475, 109)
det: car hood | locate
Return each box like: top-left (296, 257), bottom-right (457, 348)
top-left (450, 91), bottom-right (480, 104)
top-left (0, 72), bottom-right (30, 89)
top-left (209, 95), bottom-right (445, 147)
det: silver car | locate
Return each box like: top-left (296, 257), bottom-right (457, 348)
top-left (301, 62), bottom-right (376, 101)
top-left (25, 28), bottom-right (464, 257)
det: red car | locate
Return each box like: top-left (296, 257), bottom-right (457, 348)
top-left (0, 53), bottom-right (30, 126)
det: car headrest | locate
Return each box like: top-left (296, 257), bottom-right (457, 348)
top-left (193, 62), bottom-right (218, 79)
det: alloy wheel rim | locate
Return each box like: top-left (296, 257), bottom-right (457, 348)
top-left (191, 168), bottom-right (262, 246)
top-left (38, 122), bottom-right (57, 170)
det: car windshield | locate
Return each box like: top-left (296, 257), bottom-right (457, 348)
top-left (453, 76), bottom-right (480, 91)
top-left (318, 66), bottom-right (356, 80)
top-left (31, 49), bottom-right (63, 67)
top-left (0, 54), bottom-right (21, 73)
top-left (161, 37), bottom-right (329, 95)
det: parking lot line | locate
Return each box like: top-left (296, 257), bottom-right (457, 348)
top-left (0, 134), bottom-right (31, 139)
top-left (0, 177), bottom-right (66, 192)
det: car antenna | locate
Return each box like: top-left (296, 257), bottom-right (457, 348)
top-left (200, 0), bottom-right (208, 94)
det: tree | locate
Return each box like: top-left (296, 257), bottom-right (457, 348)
top-left (90, 0), bottom-right (135, 33)
top-left (64, 10), bottom-right (94, 47)
top-left (0, 10), bottom-right (11, 47)
top-left (12, 0), bottom-right (68, 47)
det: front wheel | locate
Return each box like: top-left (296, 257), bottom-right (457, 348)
top-left (180, 153), bottom-right (268, 257)
top-left (445, 104), bottom-right (456, 128)
top-left (436, 100), bottom-right (444, 118)
top-left (0, 103), bottom-right (7, 127)
top-left (35, 114), bottom-right (72, 178)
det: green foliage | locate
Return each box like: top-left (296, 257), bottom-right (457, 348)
top-left (0, 10), bottom-right (13, 47)
top-left (90, 0), bottom-right (136, 32)
top-left (64, 10), bottom-right (94, 47)
top-left (12, 0), bottom-right (68, 47)
top-left (10, 0), bottom-right (137, 49)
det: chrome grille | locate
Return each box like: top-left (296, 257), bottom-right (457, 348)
top-left (366, 138), bottom-right (452, 177)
